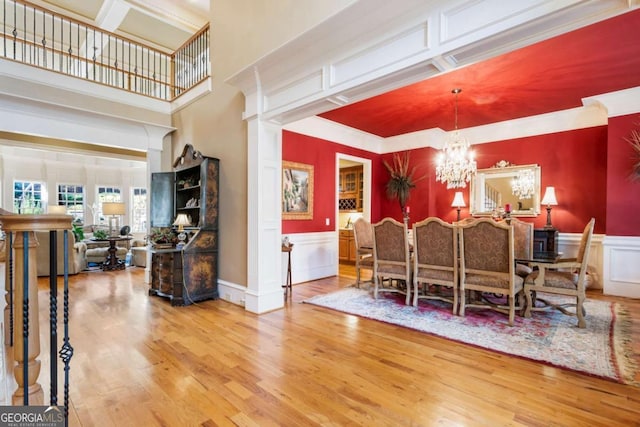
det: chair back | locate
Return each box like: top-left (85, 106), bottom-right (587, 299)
top-left (413, 217), bottom-right (457, 271)
top-left (510, 217), bottom-right (533, 260)
top-left (576, 218), bottom-right (595, 280)
top-left (459, 218), bottom-right (513, 275)
top-left (353, 218), bottom-right (373, 250)
top-left (373, 217), bottom-right (410, 276)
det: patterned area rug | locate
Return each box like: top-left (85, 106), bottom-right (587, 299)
top-left (305, 287), bottom-right (638, 386)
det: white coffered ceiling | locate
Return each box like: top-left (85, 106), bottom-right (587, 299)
top-left (32, 0), bottom-right (209, 51)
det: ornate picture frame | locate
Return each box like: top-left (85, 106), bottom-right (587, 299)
top-left (282, 161), bottom-right (314, 220)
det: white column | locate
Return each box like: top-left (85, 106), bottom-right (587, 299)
top-left (245, 117), bottom-right (284, 313)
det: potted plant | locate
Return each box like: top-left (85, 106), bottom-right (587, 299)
top-left (148, 227), bottom-right (177, 248)
top-left (383, 152), bottom-right (424, 220)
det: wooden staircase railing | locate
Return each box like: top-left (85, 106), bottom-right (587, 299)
top-left (0, 214), bottom-right (72, 425)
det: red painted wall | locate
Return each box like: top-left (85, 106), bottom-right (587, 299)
top-left (379, 126), bottom-right (609, 234)
top-left (606, 114), bottom-right (640, 236)
top-left (282, 131), bottom-right (382, 233)
top-left (284, 124), bottom-right (636, 236)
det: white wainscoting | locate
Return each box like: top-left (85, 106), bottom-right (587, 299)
top-left (602, 235), bottom-right (640, 298)
top-left (282, 232), bottom-right (338, 285)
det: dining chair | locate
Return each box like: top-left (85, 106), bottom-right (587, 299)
top-left (352, 218), bottom-right (374, 288)
top-left (510, 217), bottom-right (534, 278)
top-left (459, 218), bottom-right (523, 326)
top-left (412, 217), bottom-right (458, 313)
top-left (372, 217), bottom-right (412, 304)
top-left (523, 218), bottom-right (595, 328)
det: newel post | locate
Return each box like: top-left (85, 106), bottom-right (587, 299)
top-left (0, 214), bottom-right (72, 406)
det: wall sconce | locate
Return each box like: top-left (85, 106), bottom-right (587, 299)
top-left (541, 186), bottom-right (558, 229)
top-left (102, 202), bottom-right (126, 237)
top-left (173, 213), bottom-right (192, 249)
top-left (451, 191), bottom-right (466, 222)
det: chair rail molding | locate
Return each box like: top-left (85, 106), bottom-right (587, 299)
top-left (601, 235), bottom-right (640, 298)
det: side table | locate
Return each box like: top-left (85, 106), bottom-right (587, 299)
top-left (282, 243), bottom-right (293, 299)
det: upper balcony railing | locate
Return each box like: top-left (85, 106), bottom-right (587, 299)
top-left (0, 0), bottom-right (209, 101)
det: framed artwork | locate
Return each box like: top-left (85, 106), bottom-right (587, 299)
top-left (282, 161), bottom-right (313, 220)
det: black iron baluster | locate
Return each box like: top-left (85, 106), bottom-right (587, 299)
top-left (49, 230), bottom-right (58, 406)
top-left (22, 231), bottom-right (29, 405)
top-left (60, 229), bottom-right (73, 427)
top-left (8, 231), bottom-right (13, 346)
top-left (42, 9), bottom-right (47, 68)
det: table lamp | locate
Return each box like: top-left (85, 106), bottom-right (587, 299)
top-left (173, 214), bottom-right (191, 249)
top-left (541, 186), bottom-right (558, 229)
top-left (451, 191), bottom-right (466, 222)
top-left (102, 202), bottom-right (125, 237)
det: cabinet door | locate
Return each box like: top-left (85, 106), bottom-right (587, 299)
top-left (348, 236), bottom-right (357, 261)
top-left (151, 172), bottom-right (175, 227)
top-left (339, 235), bottom-right (350, 261)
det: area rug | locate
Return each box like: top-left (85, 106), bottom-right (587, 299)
top-left (305, 287), bottom-right (638, 386)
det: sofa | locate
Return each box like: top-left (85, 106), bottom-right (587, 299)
top-left (130, 239), bottom-right (147, 267)
top-left (35, 230), bottom-right (87, 276)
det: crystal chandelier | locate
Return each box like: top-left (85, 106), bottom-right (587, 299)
top-left (511, 169), bottom-right (535, 199)
top-left (435, 89), bottom-right (477, 189)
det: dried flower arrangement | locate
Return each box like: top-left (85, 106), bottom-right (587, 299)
top-left (383, 152), bottom-right (425, 219)
top-left (626, 127), bottom-right (640, 181)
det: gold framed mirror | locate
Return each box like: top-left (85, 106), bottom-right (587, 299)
top-left (470, 161), bottom-right (541, 217)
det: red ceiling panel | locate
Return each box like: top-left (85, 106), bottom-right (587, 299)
top-left (318, 9), bottom-right (640, 137)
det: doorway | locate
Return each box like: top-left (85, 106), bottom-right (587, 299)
top-left (336, 154), bottom-right (371, 273)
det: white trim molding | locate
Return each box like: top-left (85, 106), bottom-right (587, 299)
top-left (602, 235), bottom-right (640, 298)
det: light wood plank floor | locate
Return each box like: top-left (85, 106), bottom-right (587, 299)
top-left (8, 266), bottom-right (640, 426)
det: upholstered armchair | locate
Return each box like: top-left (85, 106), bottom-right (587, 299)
top-left (35, 230), bottom-right (87, 276)
top-left (352, 218), bottom-right (374, 288)
top-left (458, 218), bottom-right (523, 326)
top-left (412, 217), bottom-right (458, 313)
top-left (372, 217), bottom-right (412, 304)
top-left (523, 218), bottom-right (595, 328)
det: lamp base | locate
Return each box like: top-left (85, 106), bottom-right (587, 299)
top-left (108, 216), bottom-right (120, 237)
top-left (176, 231), bottom-right (187, 250)
top-left (544, 206), bottom-right (554, 229)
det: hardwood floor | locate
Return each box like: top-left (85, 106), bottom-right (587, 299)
top-left (10, 265), bottom-right (640, 426)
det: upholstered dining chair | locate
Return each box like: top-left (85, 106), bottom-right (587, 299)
top-left (523, 218), bottom-right (595, 328)
top-left (412, 217), bottom-right (458, 313)
top-left (510, 217), bottom-right (534, 279)
top-left (458, 218), bottom-right (523, 326)
top-left (372, 217), bottom-right (412, 304)
top-left (352, 218), bottom-right (374, 288)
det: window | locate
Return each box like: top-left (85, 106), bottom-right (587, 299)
top-left (96, 186), bottom-right (122, 225)
top-left (57, 184), bottom-right (84, 224)
top-left (13, 180), bottom-right (45, 214)
top-left (131, 187), bottom-right (147, 233)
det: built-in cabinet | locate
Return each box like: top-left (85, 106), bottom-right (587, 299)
top-left (339, 229), bottom-right (356, 263)
top-left (149, 144), bottom-right (220, 306)
top-left (339, 166), bottom-right (363, 212)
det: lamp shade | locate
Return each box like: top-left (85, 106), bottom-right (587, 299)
top-left (451, 191), bottom-right (466, 208)
top-left (541, 187), bottom-right (558, 206)
top-left (103, 202), bottom-right (125, 216)
top-left (173, 214), bottom-right (192, 231)
top-left (48, 205), bottom-right (67, 214)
